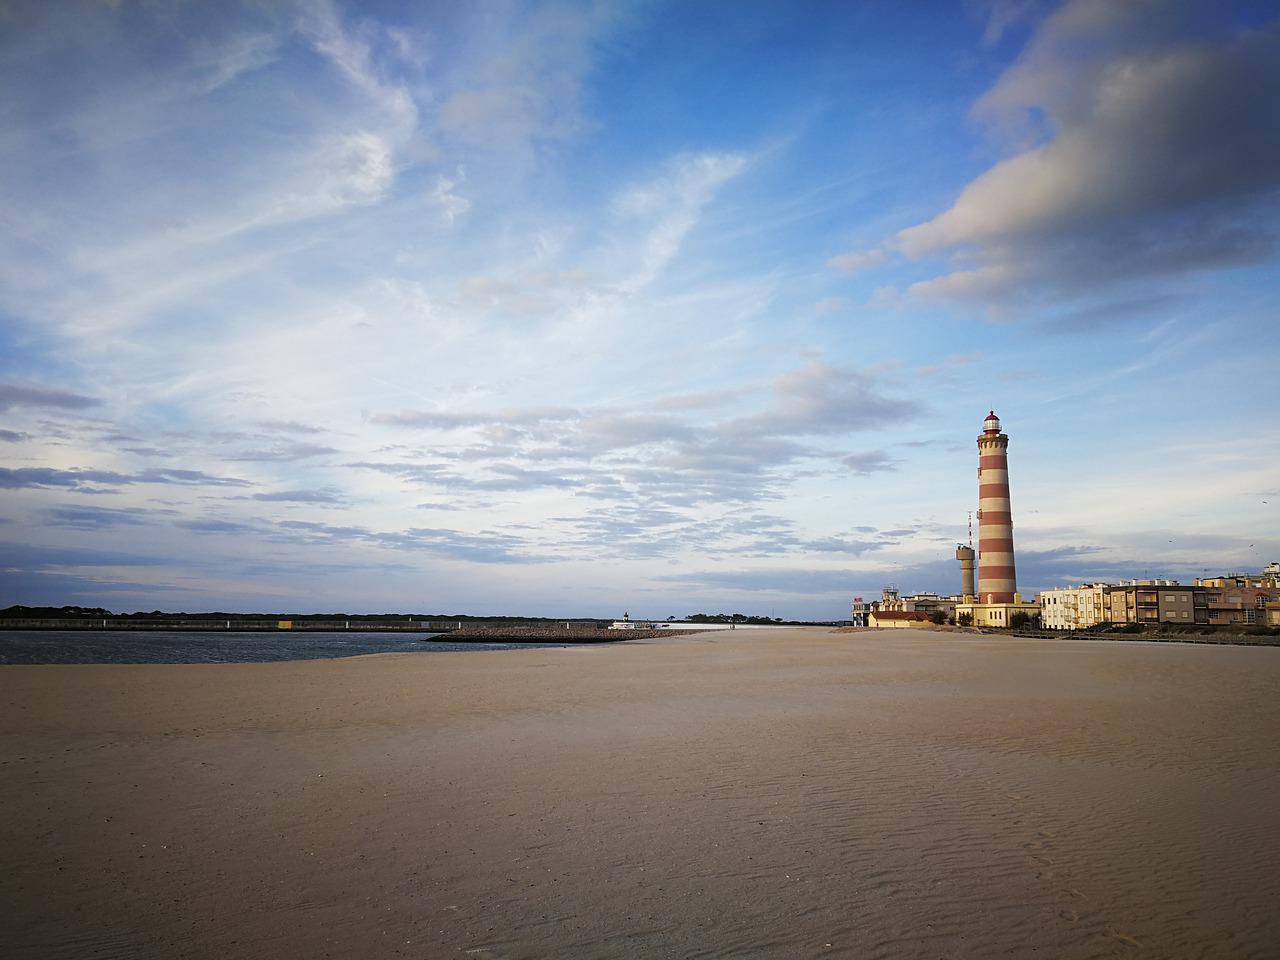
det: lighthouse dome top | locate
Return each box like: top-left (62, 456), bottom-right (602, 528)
top-left (983, 411), bottom-right (1002, 434)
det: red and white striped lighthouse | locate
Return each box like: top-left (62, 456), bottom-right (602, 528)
top-left (976, 411), bottom-right (1017, 603)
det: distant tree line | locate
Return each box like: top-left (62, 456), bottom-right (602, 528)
top-left (0, 605), bottom-right (114, 618)
top-left (2, 605), bottom-right (846, 628)
top-left (0, 606), bottom-right (606, 624)
top-left (684, 613), bottom-right (812, 625)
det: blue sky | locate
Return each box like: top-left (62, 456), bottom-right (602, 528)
top-left (1, 0), bottom-right (1277, 618)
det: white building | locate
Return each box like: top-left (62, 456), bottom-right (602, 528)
top-left (1039, 584), bottom-right (1109, 631)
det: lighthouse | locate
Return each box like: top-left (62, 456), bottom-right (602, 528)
top-left (955, 411), bottom-right (1039, 629)
top-left (977, 411), bottom-right (1017, 603)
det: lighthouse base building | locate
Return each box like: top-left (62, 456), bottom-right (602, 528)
top-left (954, 595), bottom-right (1040, 629)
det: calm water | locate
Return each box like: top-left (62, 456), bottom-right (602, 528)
top-left (0, 630), bottom-right (573, 665)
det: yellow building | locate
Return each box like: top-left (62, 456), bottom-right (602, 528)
top-left (954, 596), bottom-right (1039, 629)
top-left (868, 611), bottom-right (931, 629)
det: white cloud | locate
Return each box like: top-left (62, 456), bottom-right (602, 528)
top-left (890, 0), bottom-right (1280, 308)
top-left (429, 165), bottom-right (471, 224)
top-left (324, 130), bottom-right (396, 206)
top-left (826, 248), bottom-right (886, 273)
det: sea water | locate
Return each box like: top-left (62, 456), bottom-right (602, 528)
top-left (0, 630), bottom-right (572, 665)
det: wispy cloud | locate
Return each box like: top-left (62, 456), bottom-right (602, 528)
top-left (0, 467), bottom-right (251, 491)
top-left (613, 152), bottom-right (749, 291)
top-left (826, 248), bottom-right (886, 274)
top-left (0, 383), bottom-right (100, 412)
top-left (359, 362), bottom-right (922, 510)
top-left (43, 505), bottom-right (165, 529)
top-left (251, 489), bottom-right (345, 504)
top-left (228, 442), bottom-right (340, 462)
top-left (842, 451), bottom-right (898, 476)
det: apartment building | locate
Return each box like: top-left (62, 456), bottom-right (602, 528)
top-left (1105, 581), bottom-right (1201, 625)
top-left (1039, 584), bottom-right (1109, 630)
top-left (1193, 574), bottom-right (1280, 626)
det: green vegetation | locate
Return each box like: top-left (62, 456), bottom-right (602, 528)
top-left (0, 605), bottom-right (112, 618)
top-left (1245, 625), bottom-right (1280, 637)
top-left (685, 613), bottom-right (803, 625)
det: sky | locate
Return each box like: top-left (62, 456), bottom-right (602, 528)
top-left (1, 0), bottom-right (1277, 619)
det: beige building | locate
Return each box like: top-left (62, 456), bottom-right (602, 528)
top-left (1265, 602), bottom-right (1280, 627)
top-left (1039, 584), bottom-right (1109, 630)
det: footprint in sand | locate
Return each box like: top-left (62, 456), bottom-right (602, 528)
top-left (1058, 909), bottom-right (1079, 923)
top-left (1103, 929), bottom-right (1143, 949)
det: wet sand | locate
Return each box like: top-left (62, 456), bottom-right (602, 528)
top-left (4, 628), bottom-right (1279, 959)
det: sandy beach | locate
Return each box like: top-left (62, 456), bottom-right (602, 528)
top-left (4, 627), bottom-right (1279, 959)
